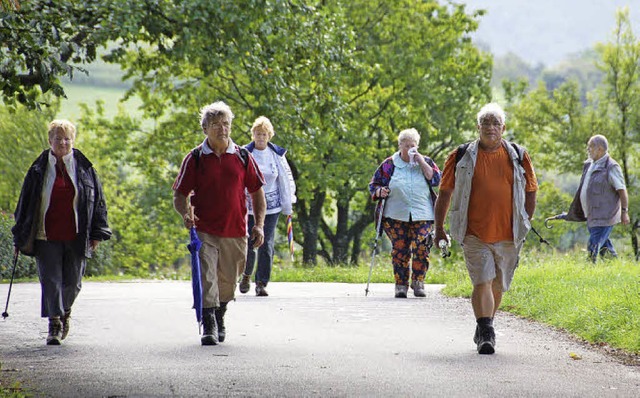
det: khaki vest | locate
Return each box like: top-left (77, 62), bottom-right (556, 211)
top-left (449, 139), bottom-right (531, 250)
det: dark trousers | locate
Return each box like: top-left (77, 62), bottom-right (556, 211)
top-left (245, 213), bottom-right (280, 285)
top-left (35, 240), bottom-right (86, 318)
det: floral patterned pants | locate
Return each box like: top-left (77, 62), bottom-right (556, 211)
top-left (381, 218), bottom-right (433, 286)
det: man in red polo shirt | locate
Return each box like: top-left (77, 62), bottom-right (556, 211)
top-left (173, 101), bottom-right (266, 346)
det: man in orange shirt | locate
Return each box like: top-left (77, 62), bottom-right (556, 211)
top-left (434, 103), bottom-right (538, 354)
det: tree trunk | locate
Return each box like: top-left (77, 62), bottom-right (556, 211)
top-left (298, 188), bottom-right (326, 265)
top-left (332, 199), bottom-right (351, 264)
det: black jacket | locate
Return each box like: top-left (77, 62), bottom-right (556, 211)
top-left (12, 149), bottom-right (112, 257)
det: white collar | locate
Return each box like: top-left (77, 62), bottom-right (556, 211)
top-left (201, 137), bottom-right (236, 155)
top-left (392, 151), bottom-right (409, 168)
top-left (48, 150), bottom-right (74, 166)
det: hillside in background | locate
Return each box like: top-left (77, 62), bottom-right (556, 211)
top-left (461, 0), bottom-right (640, 67)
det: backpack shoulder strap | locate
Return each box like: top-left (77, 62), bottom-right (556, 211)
top-left (235, 146), bottom-right (249, 168)
top-left (454, 142), bottom-right (471, 166)
top-left (190, 145), bottom-right (203, 169)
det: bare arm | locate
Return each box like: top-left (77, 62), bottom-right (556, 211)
top-left (434, 189), bottom-right (453, 243)
top-left (173, 191), bottom-right (196, 229)
top-left (525, 191), bottom-right (537, 220)
top-left (249, 187), bottom-right (266, 248)
top-left (618, 188), bottom-right (630, 225)
top-left (416, 154), bottom-right (434, 180)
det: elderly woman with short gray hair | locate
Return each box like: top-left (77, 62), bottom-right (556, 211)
top-left (369, 128), bottom-right (441, 298)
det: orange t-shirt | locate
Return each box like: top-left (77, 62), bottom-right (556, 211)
top-left (440, 144), bottom-right (538, 243)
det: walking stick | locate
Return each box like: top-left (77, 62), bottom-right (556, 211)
top-left (365, 199), bottom-right (386, 296)
top-left (2, 250), bottom-right (20, 319)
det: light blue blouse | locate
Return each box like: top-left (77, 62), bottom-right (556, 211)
top-left (383, 152), bottom-right (434, 222)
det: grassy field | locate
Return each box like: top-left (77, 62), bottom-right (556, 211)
top-left (57, 84), bottom-right (143, 122)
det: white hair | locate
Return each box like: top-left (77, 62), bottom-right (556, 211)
top-left (397, 128), bottom-right (421, 145)
top-left (589, 134), bottom-right (609, 152)
top-left (477, 103), bottom-right (506, 125)
top-left (199, 101), bottom-right (234, 130)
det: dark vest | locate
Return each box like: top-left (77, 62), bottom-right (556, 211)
top-left (567, 154), bottom-right (621, 227)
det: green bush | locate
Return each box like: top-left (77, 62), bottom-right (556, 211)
top-left (0, 212), bottom-right (37, 280)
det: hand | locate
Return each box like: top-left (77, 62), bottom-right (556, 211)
top-left (90, 240), bottom-right (100, 251)
top-left (621, 211), bottom-right (630, 225)
top-left (250, 225), bottom-right (265, 249)
top-left (183, 213), bottom-right (199, 229)
top-left (434, 226), bottom-right (448, 245)
top-left (376, 187), bottom-right (390, 199)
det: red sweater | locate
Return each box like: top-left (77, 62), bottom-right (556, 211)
top-left (45, 165), bottom-right (77, 241)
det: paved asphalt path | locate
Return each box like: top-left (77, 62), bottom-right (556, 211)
top-left (0, 281), bottom-right (638, 397)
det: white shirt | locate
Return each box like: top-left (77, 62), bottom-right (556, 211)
top-left (251, 148), bottom-right (282, 215)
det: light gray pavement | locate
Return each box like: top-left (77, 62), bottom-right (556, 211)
top-left (0, 281), bottom-right (638, 397)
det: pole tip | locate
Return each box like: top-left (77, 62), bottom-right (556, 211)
top-left (1, 312), bottom-right (8, 319)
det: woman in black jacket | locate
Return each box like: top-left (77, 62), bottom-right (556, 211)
top-left (12, 119), bottom-right (111, 345)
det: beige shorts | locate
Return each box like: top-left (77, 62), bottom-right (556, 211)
top-left (461, 235), bottom-right (520, 292)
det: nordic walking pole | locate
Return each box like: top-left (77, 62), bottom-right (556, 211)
top-left (2, 249), bottom-right (20, 319)
top-left (366, 198), bottom-right (386, 296)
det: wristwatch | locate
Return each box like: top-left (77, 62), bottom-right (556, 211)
top-left (621, 207), bottom-right (628, 213)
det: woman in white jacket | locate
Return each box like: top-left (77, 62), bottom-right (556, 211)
top-left (240, 116), bottom-right (296, 296)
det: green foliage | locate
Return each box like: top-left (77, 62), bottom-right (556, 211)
top-left (0, 211), bottom-right (36, 279)
top-left (100, 0), bottom-right (491, 265)
top-left (0, 0), bottom-right (122, 110)
top-left (0, 103), bottom-right (53, 211)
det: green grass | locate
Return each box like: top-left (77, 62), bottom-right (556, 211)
top-left (441, 251), bottom-right (640, 353)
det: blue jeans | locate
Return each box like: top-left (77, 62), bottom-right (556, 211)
top-left (587, 225), bottom-right (616, 261)
top-left (245, 213), bottom-right (280, 285)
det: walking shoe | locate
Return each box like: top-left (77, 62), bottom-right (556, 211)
top-left (473, 324), bottom-right (480, 344)
top-left (201, 307), bottom-right (218, 346)
top-left (255, 282), bottom-right (269, 297)
top-left (394, 284), bottom-right (408, 298)
top-left (61, 310), bottom-right (71, 340)
top-left (215, 302), bottom-right (227, 343)
top-left (410, 280), bottom-right (426, 297)
top-left (477, 325), bottom-right (496, 355)
top-left (239, 274), bottom-right (251, 294)
top-left (46, 317), bottom-right (63, 345)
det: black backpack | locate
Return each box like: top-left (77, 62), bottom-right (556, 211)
top-left (190, 144), bottom-right (250, 169)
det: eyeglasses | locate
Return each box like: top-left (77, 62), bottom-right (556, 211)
top-left (207, 120), bottom-right (231, 129)
top-left (479, 121), bottom-right (503, 129)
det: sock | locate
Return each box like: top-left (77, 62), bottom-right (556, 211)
top-left (477, 317), bottom-right (493, 328)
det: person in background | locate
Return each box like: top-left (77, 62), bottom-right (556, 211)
top-left (434, 103), bottom-right (538, 355)
top-left (12, 119), bottom-right (112, 345)
top-left (173, 101), bottom-right (266, 346)
top-left (369, 128), bottom-right (441, 299)
top-left (565, 134), bottom-right (630, 262)
top-left (239, 116), bottom-right (296, 297)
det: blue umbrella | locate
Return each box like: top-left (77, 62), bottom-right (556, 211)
top-left (186, 226), bottom-right (203, 325)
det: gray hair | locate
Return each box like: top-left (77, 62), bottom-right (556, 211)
top-left (589, 134), bottom-right (609, 152)
top-left (477, 103), bottom-right (506, 125)
top-left (397, 128), bottom-right (421, 145)
top-left (199, 101), bottom-right (234, 130)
